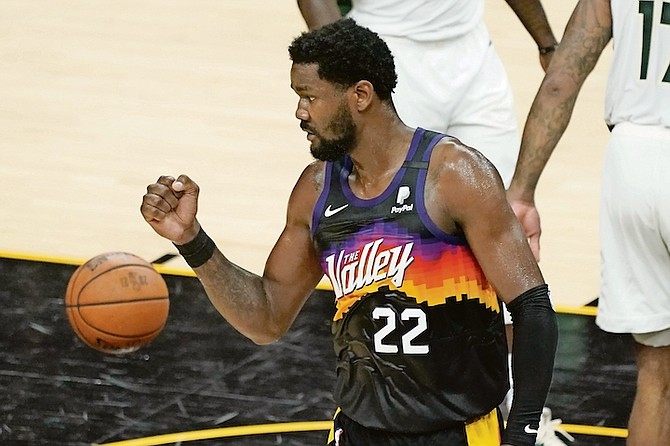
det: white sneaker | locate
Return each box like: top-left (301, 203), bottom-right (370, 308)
top-left (535, 407), bottom-right (575, 446)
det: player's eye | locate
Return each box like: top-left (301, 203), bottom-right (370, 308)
top-left (298, 96), bottom-right (314, 107)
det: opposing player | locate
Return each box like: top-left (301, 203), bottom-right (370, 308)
top-left (142, 19), bottom-right (557, 445)
top-left (507, 1), bottom-right (670, 444)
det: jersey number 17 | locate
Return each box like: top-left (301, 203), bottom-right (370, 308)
top-left (639, 1), bottom-right (670, 82)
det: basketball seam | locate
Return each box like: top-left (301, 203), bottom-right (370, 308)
top-left (76, 263), bottom-right (161, 303)
top-left (65, 296), bottom-right (169, 307)
top-left (73, 304), bottom-right (168, 339)
top-left (82, 325), bottom-right (165, 339)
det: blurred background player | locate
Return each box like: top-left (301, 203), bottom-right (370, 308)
top-left (507, 0), bottom-right (670, 444)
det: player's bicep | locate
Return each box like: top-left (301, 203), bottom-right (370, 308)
top-left (262, 163), bottom-right (325, 323)
top-left (446, 155), bottom-right (544, 303)
top-left (264, 221), bottom-right (323, 299)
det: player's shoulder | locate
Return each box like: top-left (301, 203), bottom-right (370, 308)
top-left (299, 160), bottom-right (327, 192)
top-left (425, 135), bottom-right (504, 202)
top-left (286, 160), bottom-right (327, 224)
top-left (430, 135), bottom-right (496, 177)
top-left (290, 160), bottom-right (327, 204)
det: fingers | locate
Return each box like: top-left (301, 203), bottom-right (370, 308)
top-left (140, 175), bottom-right (198, 222)
top-left (508, 199), bottom-right (542, 263)
top-left (146, 177), bottom-right (179, 212)
top-left (172, 174), bottom-right (199, 195)
top-left (528, 235), bottom-right (541, 263)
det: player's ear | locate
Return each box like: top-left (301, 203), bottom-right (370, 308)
top-left (351, 80), bottom-right (374, 111)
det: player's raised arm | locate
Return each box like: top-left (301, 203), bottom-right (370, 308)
top-left (140, 165), bottom-right (325, 345)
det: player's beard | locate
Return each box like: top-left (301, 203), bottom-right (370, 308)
top-left (309, 103), bottom-right (356, 162)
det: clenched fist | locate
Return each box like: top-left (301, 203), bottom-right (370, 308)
top-left (140, 174), bottom-right (201, 245)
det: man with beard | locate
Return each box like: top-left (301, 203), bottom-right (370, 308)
top-left (140, 19), bottom-right (557, 446)
top-left (295, 6), bottom-right (564, 435)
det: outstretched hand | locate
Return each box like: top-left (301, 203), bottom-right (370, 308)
top-left (140, 174), bottom-right (200, 245)
top-left (509, 198), bottom-right (541, 262)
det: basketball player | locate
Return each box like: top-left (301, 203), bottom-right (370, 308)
top-left (295, 3), bottom-right (565, 438)
top-left (141, 19), bottom-right (557, 446)
top-left (506, 1), bottom-right (670, 444)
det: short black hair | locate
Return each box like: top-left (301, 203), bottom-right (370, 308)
top-left (288, 18), bottom-right (397, 100)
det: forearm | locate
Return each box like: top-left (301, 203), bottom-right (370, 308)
top-left (174, 227), bottom-right (285, 344)
top-left (504, 0), bottom-right (557, 50)
top-left (503, 284), bottom-right (558, 446)
top-left (194, 249), bottom-right (285, 345)
top-left (297, 0), bottom-right (342, 30)
top-left (507, 76), bottom-right (579, 202)
top-left (508, 0), bottom-right (611, 202)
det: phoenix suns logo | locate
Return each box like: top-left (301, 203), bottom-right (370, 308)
top-left (324, 238), bottom-right (415, 298)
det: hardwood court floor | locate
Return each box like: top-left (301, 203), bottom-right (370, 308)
top-left (1, 257), bottom-right (633, 445)
top-left (1, 0), bottom-right (611, 308)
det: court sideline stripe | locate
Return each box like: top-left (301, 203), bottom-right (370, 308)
top-left (0, 250), bottom-right (195, 277)
top-left (93, 420), bottom-right (627, 446)
top-left (93, 421), bottom-right (333, 446)
top-left (0, 251), bottom-right (596, 315)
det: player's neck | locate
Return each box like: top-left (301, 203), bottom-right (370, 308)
top-left (347, 122), bottom-right (415, 199)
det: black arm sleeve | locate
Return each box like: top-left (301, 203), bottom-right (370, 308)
top-left (501, 284), bottom-right (558, 446)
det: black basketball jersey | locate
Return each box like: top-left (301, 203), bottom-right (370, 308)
top-left (311, 128), bottom-right (508, 433)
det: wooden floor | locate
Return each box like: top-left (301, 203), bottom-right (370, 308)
top-left (0, 0), bottom-right (612, 308)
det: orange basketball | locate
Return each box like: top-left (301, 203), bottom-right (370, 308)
top-left (65, 252), bottom-right (170, 354)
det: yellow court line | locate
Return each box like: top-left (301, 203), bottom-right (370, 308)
top-left (0, 250), bottom-right (197, 277)
top-left (0, 250), bottom-right (594, 312)
top-left (94, 421), bottom-right (333, 446)
top-left (562, 423), bottom-right (628, 438)
top-left (554, 305), bottom-right (598, 317)
top-left (94, 420), bottom-right (626, 446)
top-left (0, 250), bottom-right (84, 267)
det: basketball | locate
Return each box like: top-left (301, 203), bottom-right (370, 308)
top-left (65, 252), bottom-right (170, 354)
